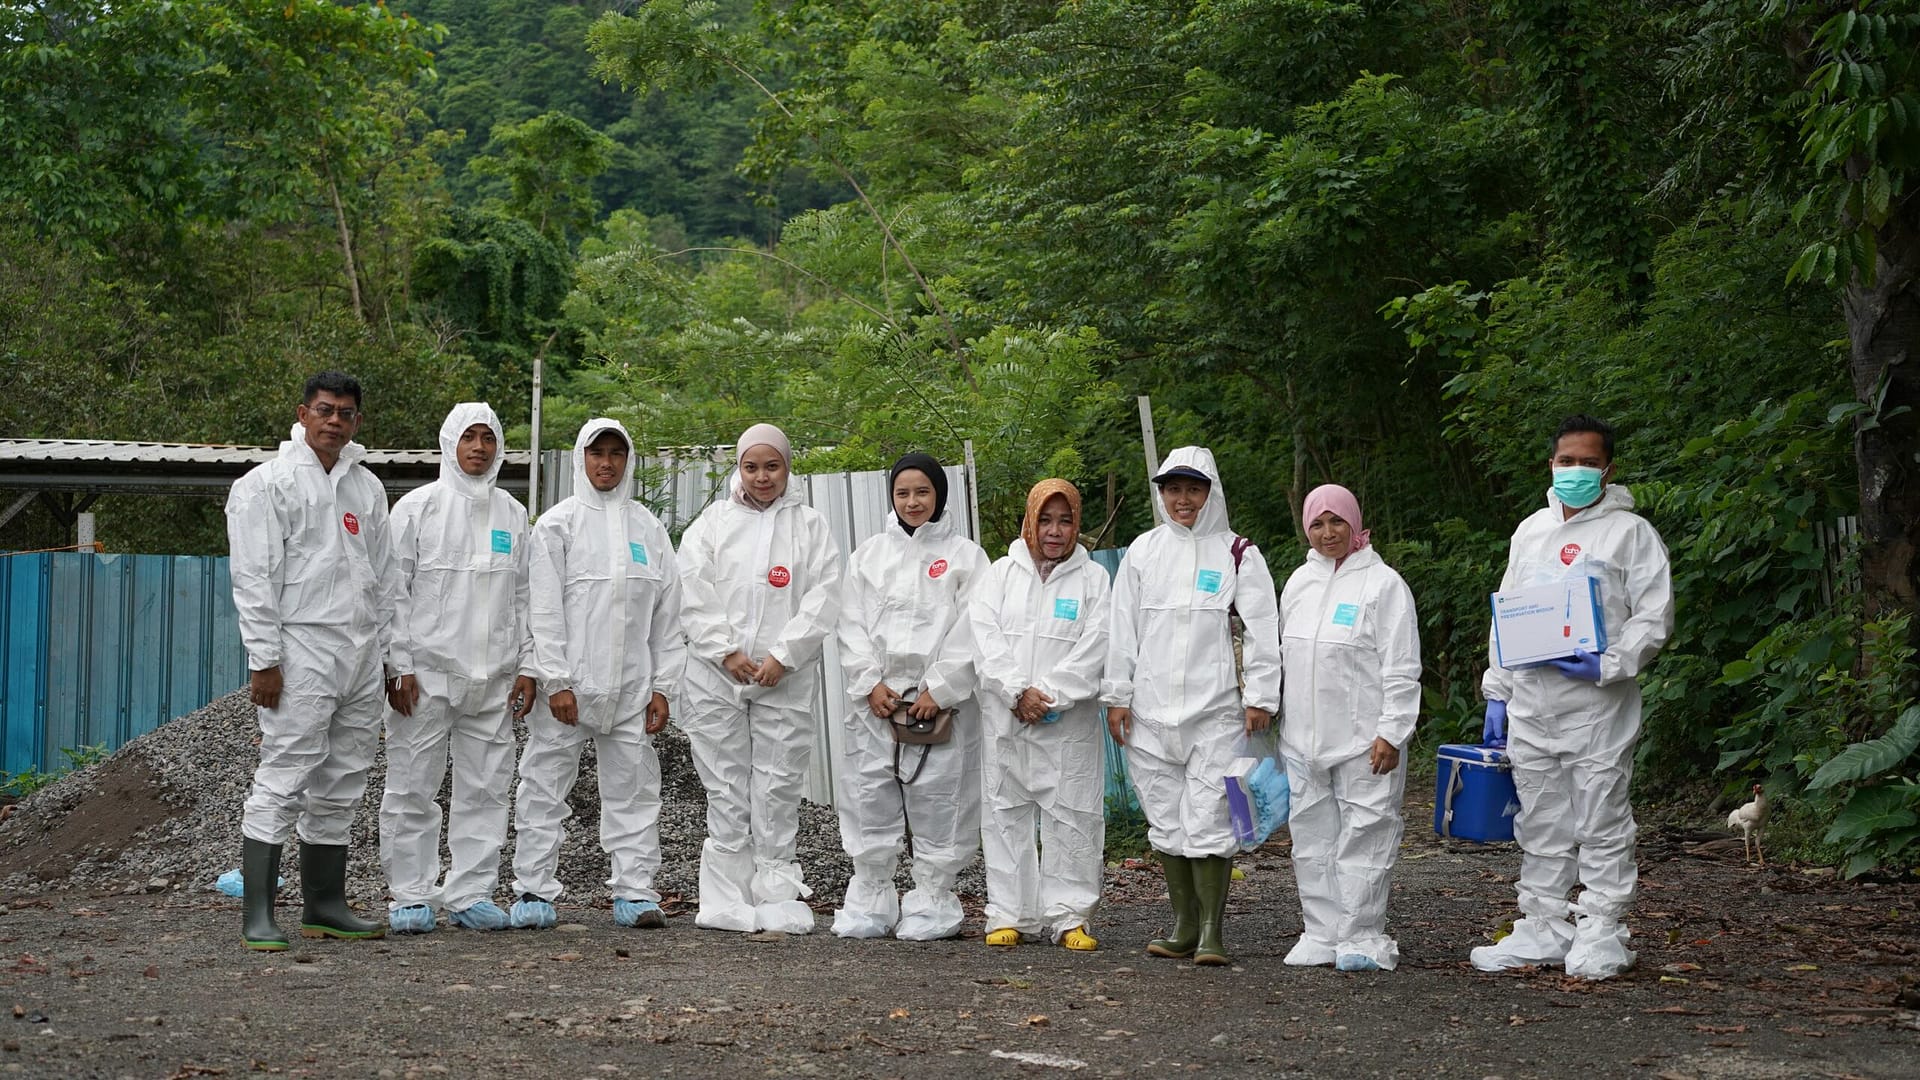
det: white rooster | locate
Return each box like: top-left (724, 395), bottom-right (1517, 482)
top-left (1726, 783), bottom-right (1770, 867)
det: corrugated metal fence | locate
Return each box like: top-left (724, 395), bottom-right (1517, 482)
top-left (1, 552), bottom-right (246, 776)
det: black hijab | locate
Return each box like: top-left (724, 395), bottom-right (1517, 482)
top-left (888, 452), bottom-right (948, 536)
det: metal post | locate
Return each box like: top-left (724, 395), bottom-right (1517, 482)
top-left (1137, 395), bottom-right (1160, 477)
top-left (528, 353), bottom-right (544, 517)
top-left (962, 439), bottom-right (983, 542)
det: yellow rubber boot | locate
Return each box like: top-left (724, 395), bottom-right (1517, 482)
top-left (985, 928), bottom-right (1022, 946)
top-left (1061, 926), bottom-right (1098, 951)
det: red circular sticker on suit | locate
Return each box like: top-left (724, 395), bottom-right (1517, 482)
top-left (928, 559), bottom-right (949, 579)
top-left (342, 512), bottom-right (360, 536)
top-left (767, 565), bottom-right (791, 588)
top-left (1560, 543), bottom-right (1581, 565)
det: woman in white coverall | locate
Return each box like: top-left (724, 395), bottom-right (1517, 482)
top-left (1103, 446), bottom-right (1281, 967)
top-left (509, 418), bottom-right (686, 930)
top-left (834, 453), bottom-right (990, 940)
top-left (1471, 415), bottom-right (1672, 980)
top-left (1279, 484), bottom-right (1421, 972)
top-left (380, 402), bottom-right (537, 934)
top-left (970, 478), bottom-right (1111, 951)
top-left (676, 423), bottom-right (843, 934)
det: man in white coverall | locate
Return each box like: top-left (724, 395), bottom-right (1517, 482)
top-left (676, 424), bottom-right (843, 934)
top-left (1472, 415), bottom-right (1673, 980)
top-left (509, 418), bottom-right (686, 930)
top-left (970, 478), bottom-right (1112, 950)
top-left (226, 370), bottom-right (396, 950)
top-left (835, 453), bottom-right (991, 941)
top-left (379, 402), bottom-right (537, 934)
top-left (1103, 446), bottom-right (1282, 967)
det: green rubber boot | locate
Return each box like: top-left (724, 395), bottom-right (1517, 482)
top-left (297, 843), bottom-right (385, 940)
top-left (241, 837), bottom-right (288, 952)
top-left (1146, 852), bottom-right (1199, 959)
top-left (1193, 855), bottom-right (1232, 967)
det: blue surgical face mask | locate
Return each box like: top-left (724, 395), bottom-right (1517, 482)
top-left (1552, 465), bottom-right (1606, 509)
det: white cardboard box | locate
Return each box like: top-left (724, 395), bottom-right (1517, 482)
top-left (1490, 578), bottom-right (1607, 669)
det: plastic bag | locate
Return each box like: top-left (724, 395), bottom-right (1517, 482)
top-left (212, 868), bottom-right (285, 897)
top-left (1224, 730), bottom-right (1290, 851)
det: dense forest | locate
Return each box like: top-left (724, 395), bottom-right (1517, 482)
top-left (2, 0), bottom-right (1917, 873)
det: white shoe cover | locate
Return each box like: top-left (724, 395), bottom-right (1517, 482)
top-left (694, 903), bottom-right (756, 933)
top-left (1284, 935), bottom-right (1336, 967)
top-left (894, 887), bottom-right (963, 941)
top-left (754, 899), bottom-right (816, 935)
top-left (832, 874), bottom-right (899, 939)
top-left (1335, 934), bottom-right (1399, 971)
top-left (1470, 916), bottom-right (1574, 972)
top-left (1564, 917), bottom-right (1635, 980)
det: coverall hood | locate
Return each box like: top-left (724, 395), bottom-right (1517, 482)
top-left (1151, 446), bottom-right (1230, 537)
top-left (436, 402), bottom-right (506, 497)
top-left (571, 418), bottom-right (635, 506)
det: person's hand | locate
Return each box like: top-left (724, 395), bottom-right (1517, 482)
top-left (868, 683), bottom-right (900, 719)
top-left (550, 689), bottom-right (579, 726)
top-left (1106, 706), bottom-right (1133, 746)
top-left (1549, 648), bottom-right (1603, 683)
top-left (645, 692), bottom-right (670, 735)
top-left (754, 655), bottom-right (786, 688)
top-left (1244, 706), bottom-right (1272, 734)
top-left (510, 675), bottom-right (538, 721)
top-left (907, 690), bottom-right (942, 721)
top-left (1482, 699), bottom-right (1508, 746)
top-left (1016, 687), bottom-right (1054, 724)
top-left (1369, 737), bottom-right (1400, 775)
top-left (722, 651), bottom-right (758, 684)
top-left (249, 667), bottom-right (284, 710)
top-left (386, 673), bottom-right (420, 717)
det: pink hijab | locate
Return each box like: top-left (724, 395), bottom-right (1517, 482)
top-left (1301, 483), bottom-right (1371, 556)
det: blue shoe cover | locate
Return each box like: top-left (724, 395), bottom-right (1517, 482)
top-left (1335, 953), bottom-right (1382, 972)
top-left (448, 900), bottom-right (509, 931)
top-left (389, 904), bottom-right (436, 934)
top-left (614, 898), bottom-right (666, 929)
top-left (509, 896), bottom-right (557, 930)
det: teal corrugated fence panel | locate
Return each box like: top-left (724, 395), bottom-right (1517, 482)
top-left (0, 552), bottom-right (247, 778)
top-left (1, 556), bottom-right (49, 775)
top-left (1089, 549), bottom-right (1139, 816)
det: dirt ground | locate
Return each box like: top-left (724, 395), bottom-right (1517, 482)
top-left (1, 790), bottom-right (1915, 1080)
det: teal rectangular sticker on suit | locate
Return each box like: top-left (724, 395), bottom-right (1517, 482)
top-left (629, 542), bottom-right (648, 565)
top-left (1053, 597), bottom-right (1080, 620)
top-left (491, 529), bottom-right (512, 554)
top-left (1332, 602), bottom-right (1359, 627)
top-left (1195, 569), bottom-right (1223, 594)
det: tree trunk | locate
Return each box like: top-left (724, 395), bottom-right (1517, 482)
top-left (1846, 201), bottom-right (1920, 627)
top-left (324, 156), bottom-right (365, 324)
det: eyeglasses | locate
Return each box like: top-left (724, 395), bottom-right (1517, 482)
top-left (304, 403), bottom-right (361, 422)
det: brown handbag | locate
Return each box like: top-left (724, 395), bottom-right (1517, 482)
top-left (889, 694), bottom-right (954, 747)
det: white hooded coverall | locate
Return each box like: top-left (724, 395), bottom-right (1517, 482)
top-left (227, 424), bottom-right (398, 847)
top-left (970, 541), bottom-right (1112, 941)
top-left (511, 419), bottom-right (686, 904)
top-left (1101, 447), bottom-right (1282, 858)
top-left (834, 510), bottom-right (990, 940)
top-left (1480, 483), bottom-right (1673, 971)
top-left (1279, 545), bottom-right (1421, 969)
top-left (675, 480), bottom-right (842, 933)
top-left (379, 403), bottom-right (532, 914)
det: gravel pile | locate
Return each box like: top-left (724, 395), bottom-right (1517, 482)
top-left (0, 690), bottom-right (984, 913)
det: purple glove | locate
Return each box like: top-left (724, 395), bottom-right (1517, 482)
top-left (1550, 648), bottom-right (1603, 683)
top-left (1482, 699), bottom-right (1507, 746)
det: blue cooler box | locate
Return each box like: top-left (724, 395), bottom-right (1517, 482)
top-left (1434, 744), bottom-right (1519, 843)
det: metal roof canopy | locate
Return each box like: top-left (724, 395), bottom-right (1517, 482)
top-left (0, 439), bottom-right (536, 499)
